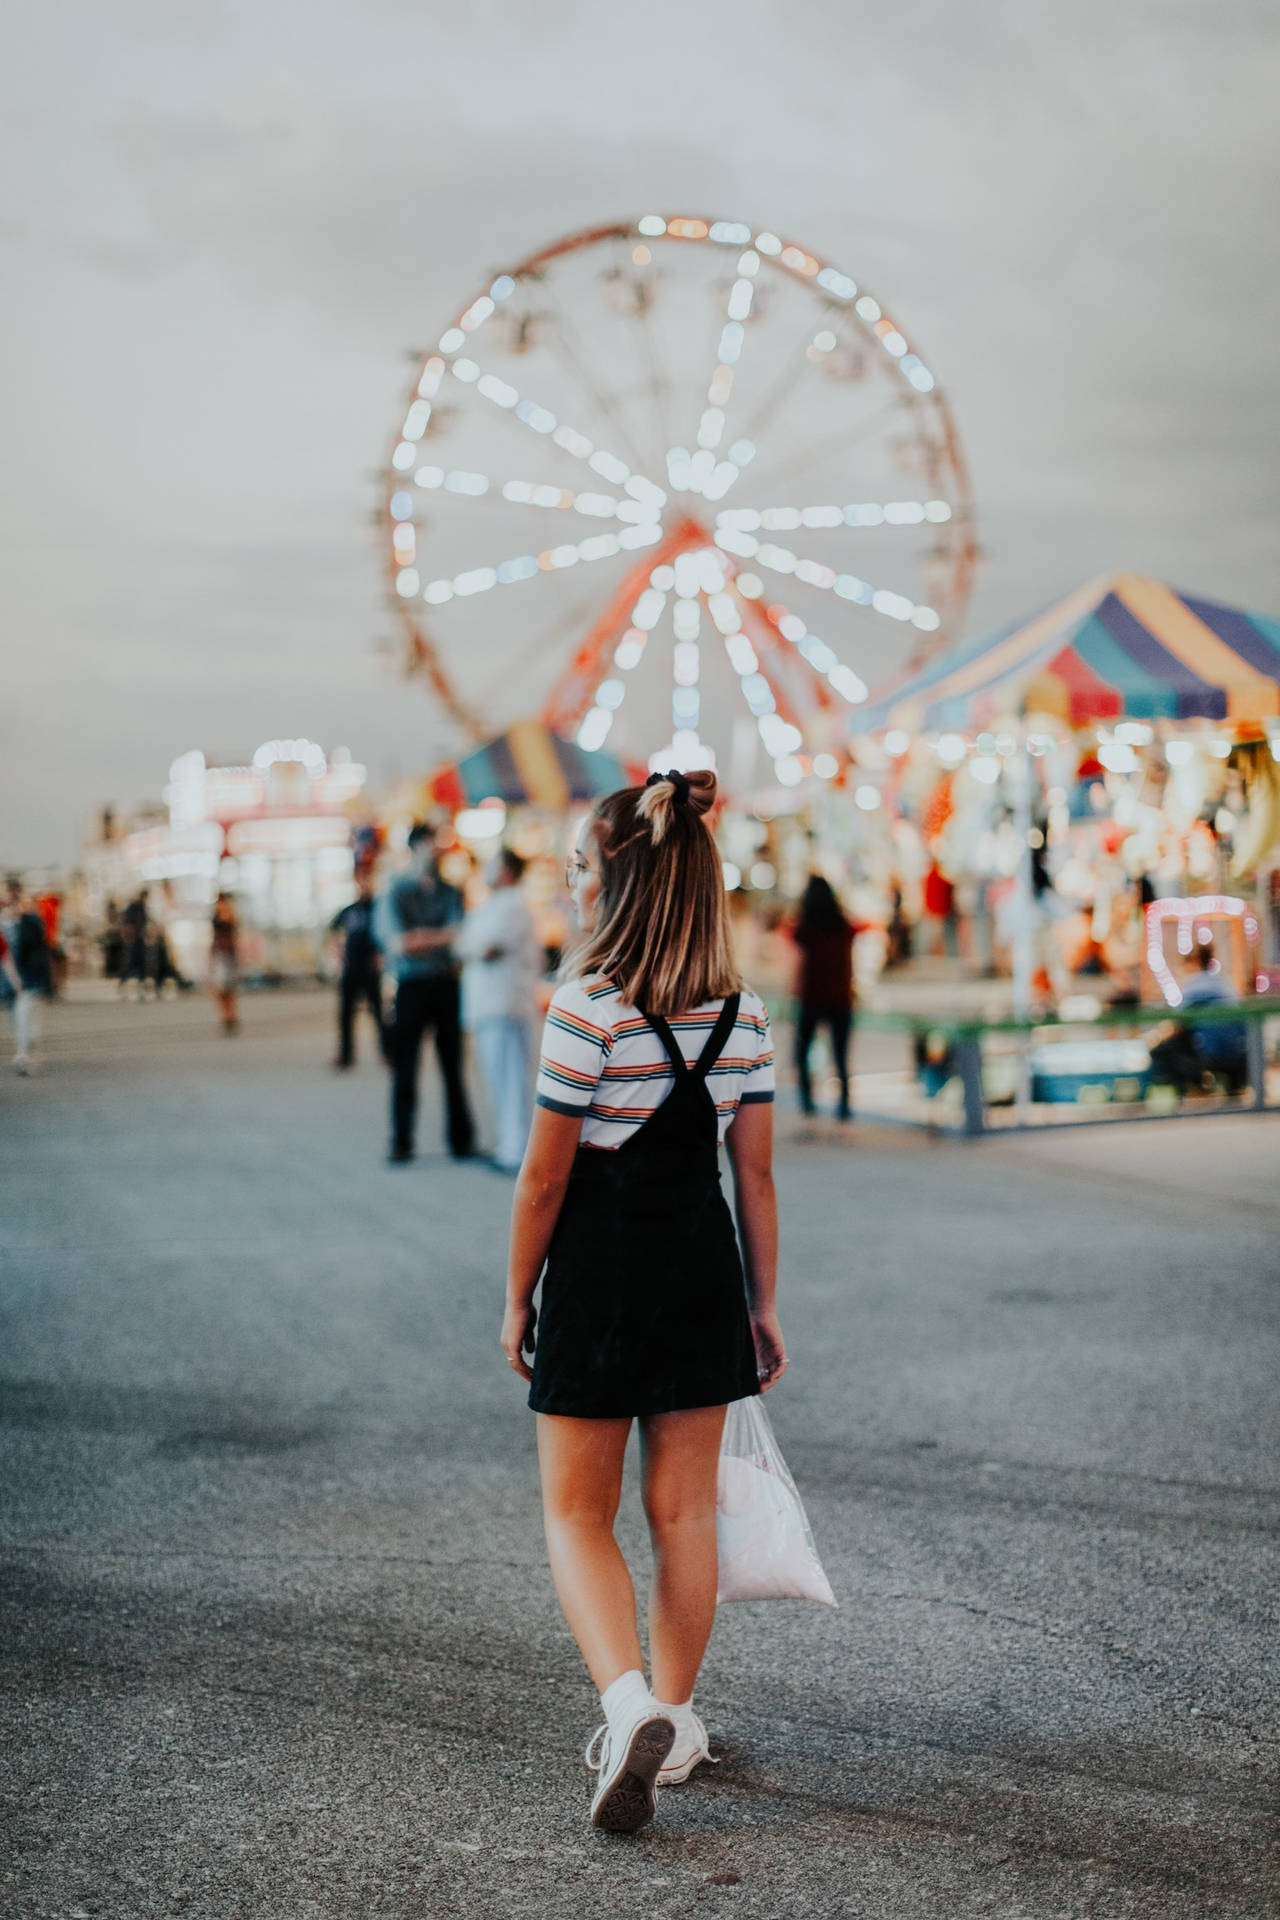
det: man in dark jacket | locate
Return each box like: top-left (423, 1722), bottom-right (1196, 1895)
top-left (374, 826), bottom-right (475, 1163)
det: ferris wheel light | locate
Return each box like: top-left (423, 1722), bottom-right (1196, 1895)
top-left (687, 449), bottom-right (717, 491)
top-left (589, 449), bottom-right (630, 484)
top-left (497, 556), bottom-right (538, 583)
top-left (854, 297), bottom-right (880, 322)
top-left (872, 589), bottom-right (913, 621)
top-left (438, 328), bottom-right (466, 352)
top-left (854, 784), bottom-right (881, 810)
top-left (774, 758), bottom-right (803, 787)
top-left (395, 568), bottom-right (420, 597)
top-left (637, 215), bottom-right (667, 236)
top-left (596, 677), bottom-right (626, 710)
top-left (726, 279), bottom-right (754, 321)
top-left (907, 365), bottom-right (936, 391)
top-left (925, 500), bottom-right (953, 522)
top-left (614, 632), bottom-right (646, 670)
top-left (461, 296), bottom-right (495, 330)
top-left (710, 220), bottom-right (752, 244)
top-left (724, 633), bottom-right (758, 674)
top-left (393, 525), bottom-right (416, 558)
top-left (717, 322), bottom-right (745, 363)
top-left (846, 503), bottom-right (883, 525)
top-left (911, 606), bottom-right (941, 631)
top-left (795, 558), bottom-right (837, 589)
top-left (578, 533), bottom-right (620, 562)
top-left (817, 268), bottom-right (856, 299)
top-left (648, 565), bottom-right (675, 591)
top-left (834, 573), bottom-right (873, 602)
top-left (777, 613), bottom-right (805, 642)
top-left (451, 358), bottom-right (479, 383)
top-left (718, 508), bottom-right (759, 532)
top-left (577, 707), bottom-right (614, 750)
top-left (737, 250), bottom-right (760, 276)
top-left (673, 602), bottom-right (701, 642)
top-left (625, 474), bottom-right (666, 508)
top-left (515, 399), bottom-right (556, 433)
top-left (742, 673), bottom-right (775, 716)
top-left (617, 522), bottom-right (662, 550)
top-left (728, 439), bottom-right (756, 467)
top-left (667, 217), bottom-right (709, 240)
top-left (392, 442), bottom-right (416, 471)
top-left (697, 408), bottom-right (725, 450)
top-left (734, 572), bottom-right (763, 598)
top-left (477, 373), bottom-right (518, 407)
top-left (402, 401), bottom-right (432, 440)
top-left (813, 753), bottom-right (840, 779)
top-left (883, 502), bottom-right (925, 524)
top-left (454, 567), bottom-right (497, 596)
top-left (756, 544), bottom-right (796, 574)
top-left (801, 505), bottom-right (843, 528)
top-left (707, 592), bottom-right (738, 634)
top-left (573, 492), bottom-right (619, 517)
top-left (423, 580), bottom-right (453, 605)
top-left (673, 551), bottom-right (701, 598)
top-left (760, 507), bottom-right (800, 531)
top-left (811, 330), bottom-right (837, 353)
top-left (442, 470), bottom-right (487, 495)
top-left (389, 491), bottom-right (414, 520)
top-left (489, 274), bottom-right (516, 300)
top-left (672, 687), bottom-right (700, 723)
top-left (780, 246), bottom-right (820, 276)
top-left (830, 665), bottom-right (869, 703)
top-left (549, 544), bottom-right (579, 569)
top-left (880, 330), bottom-right (908, 357)
top-left (702, 462), bottom-right (738, 500)
top-left (554, 423), bottom-right (593, 458)
top-left (417, 358), bottom-right (445, 398)
top-left (707, 367), bottom-right (734, 407)
top-left (755, 232), bottom-right (782, 255)
top-left (799, 634), bottom-right (837, 672)
top-left (632, 589), bottom-right (666, 630)
top-left (884, 730), bottom-right (911, 757)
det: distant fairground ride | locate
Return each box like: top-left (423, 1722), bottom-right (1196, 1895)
top-left (383, 214), bottom-right (977, 789)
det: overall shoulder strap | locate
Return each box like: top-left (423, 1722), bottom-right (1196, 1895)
top-left (637, 1006), bottom-right (687, 1076)
top-left (693, 993), bottom-right (741, 1081)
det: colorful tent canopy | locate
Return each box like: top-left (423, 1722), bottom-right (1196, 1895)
top-left (426, 720), bottom-right (630, 810)
top-left (858, 574), bottom-right (1280, 733)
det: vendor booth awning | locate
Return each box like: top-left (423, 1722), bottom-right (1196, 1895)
top-left (859, 574), bottom-right (1280, 732)
top-left (426, 720), bottom-right (631, 810)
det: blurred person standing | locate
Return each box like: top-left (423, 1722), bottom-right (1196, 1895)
top-left (789, 874), bottom-right (856, 1121)
top-left (0, 881), bottom-right (52, 1075)
top-left (209, 892), bottom-right (240, 1034)
top-left (119, 889), bottom-right (150, 997)
top-left (375, 823), bottom-right (475, 1164)
top-left (455, 847), bottom-right (540, 1173)
top-left (329, 872), bottom-right (388, 1069)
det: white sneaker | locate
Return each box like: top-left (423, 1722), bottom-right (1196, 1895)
top-left (656, 1711), bottom-right (717, 1786)
top-left (585, 1709), bottom-right (675, 1833)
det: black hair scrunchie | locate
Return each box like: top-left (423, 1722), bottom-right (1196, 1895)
top-left (645, 767), bottom-right (691, 804)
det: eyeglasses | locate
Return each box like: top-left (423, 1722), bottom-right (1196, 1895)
top-left (564, 855), bottom-right (594, 891)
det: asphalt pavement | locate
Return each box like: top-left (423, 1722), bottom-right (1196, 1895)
top-left (2, 988), bottom-right (1278, 1920)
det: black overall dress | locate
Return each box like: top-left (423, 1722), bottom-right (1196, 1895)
top-left (528, 992), bottom-right (761, 1419)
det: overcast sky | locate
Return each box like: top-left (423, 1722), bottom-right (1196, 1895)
top-left (4, 0), bottom-right (1278, 868)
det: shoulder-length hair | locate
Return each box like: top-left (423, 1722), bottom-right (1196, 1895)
top-left (564, 768), bottom-right (740, 1016)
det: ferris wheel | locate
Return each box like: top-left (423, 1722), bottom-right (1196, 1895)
top-left (383, 214), bottom-right (976, 788)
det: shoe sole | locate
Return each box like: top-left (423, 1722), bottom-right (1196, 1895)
top-left (656, 1752), bottom-right (709, 1787)
top-left (591, 1715), bottom-right (675, 1834)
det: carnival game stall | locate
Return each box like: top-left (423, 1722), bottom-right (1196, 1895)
top-left (849, 574), bottom-right (1280, 1130)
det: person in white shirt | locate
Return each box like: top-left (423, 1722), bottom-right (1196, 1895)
top-left (455, 848), bottom-right (541, 1173)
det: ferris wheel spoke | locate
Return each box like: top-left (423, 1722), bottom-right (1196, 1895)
top-left (732, 580), bottom-right (873, 711)
top-left (716, 531), bottom-right (940, 634)
top-left (545, 304), bottom-right (658, 482)
top-left (716, 497), bottom-right (954, 533)
top-left (749, 394), bottom-right (903, 499)
top-left (666, 248), bottom-right (770, 506)
top-left (440, 349), bottom-right (667, 517)
top-left (413, 523), bottom-right (663, 609)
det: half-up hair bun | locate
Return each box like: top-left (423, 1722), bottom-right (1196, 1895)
top-left (636, 766), bottom-right (717, 841)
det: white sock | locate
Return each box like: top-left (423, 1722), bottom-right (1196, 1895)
top-left (600, 1668), bottom-right (655, 1729)
top-left (653, 1695), bottom-right (698, 1739)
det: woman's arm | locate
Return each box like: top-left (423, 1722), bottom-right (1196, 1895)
top-left (724, 1100), bottom-right (787, 1388)
top-left (500, 1105), bottom-right (584, 1382)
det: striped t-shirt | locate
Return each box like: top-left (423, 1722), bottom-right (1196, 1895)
top-left (535, 975), bottom-right (775, 1149)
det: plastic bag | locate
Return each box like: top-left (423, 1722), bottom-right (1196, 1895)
top-left (715, 1396), bottom-right (836, 1606)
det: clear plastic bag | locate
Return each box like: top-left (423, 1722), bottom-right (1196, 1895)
top-left (716, 1396), bottom-right (837, 1606)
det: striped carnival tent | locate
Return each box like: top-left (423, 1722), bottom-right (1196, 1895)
top-left (858, 574), bottom-right (1280, 733)
top-left (424, 719), bottom-right (632, 811)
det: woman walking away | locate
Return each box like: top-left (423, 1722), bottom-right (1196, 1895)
top-left (790, 874), bottom-right (857, 1121)
top-left (501, 769), bottom-right (786, 1834)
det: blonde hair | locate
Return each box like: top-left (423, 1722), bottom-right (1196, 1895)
top-left (564, 768), bottom-right (740, 1016)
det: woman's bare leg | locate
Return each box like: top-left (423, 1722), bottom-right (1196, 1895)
top-left (536, 1413), bottom-right (643, 1692)
top-left (639, 1404), bottom-right (727, 1704)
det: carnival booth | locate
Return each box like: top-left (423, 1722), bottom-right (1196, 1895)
top-left (853, 574), bottom-right (1280, 1127)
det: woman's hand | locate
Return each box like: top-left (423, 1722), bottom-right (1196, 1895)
top-left (500, 1300), bottom-right (537, 1384)
top-left (751, 1308), bottom-right (788, 1391)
